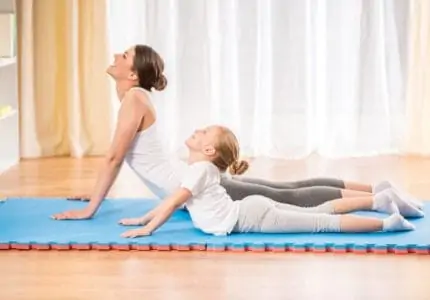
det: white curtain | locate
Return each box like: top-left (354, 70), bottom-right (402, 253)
top-left (402, 0), bottom-right (430, 155)
top-left (107, 0), bottom-right (409, 159)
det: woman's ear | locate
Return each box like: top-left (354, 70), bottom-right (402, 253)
top-left (129, 71), bottom-right (138, 81)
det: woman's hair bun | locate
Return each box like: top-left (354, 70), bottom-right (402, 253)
top-left (153, 74), bottom-right (167, 91)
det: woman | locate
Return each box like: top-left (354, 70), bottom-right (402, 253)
top-left (52, 44), bottom-right (423, 220)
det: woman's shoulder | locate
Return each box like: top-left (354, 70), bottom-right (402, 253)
top-left (121, 87), bottom-right (156, 115)
top-left (125, 87), bottom-right (152, 103)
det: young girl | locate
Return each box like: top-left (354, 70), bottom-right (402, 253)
top-left (119, 125), bottom-right (417, 238)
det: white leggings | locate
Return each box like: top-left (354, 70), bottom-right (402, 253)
top-left (232, 195), bottom-right (342, 233)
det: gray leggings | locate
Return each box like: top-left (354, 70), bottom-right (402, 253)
top-left (232, 195), bottom-right (341, 233)
top-left (220, 176), bottom-right (345, 207)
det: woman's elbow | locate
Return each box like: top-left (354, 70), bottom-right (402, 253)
top-left (105, 153), bottom-right (124, 167)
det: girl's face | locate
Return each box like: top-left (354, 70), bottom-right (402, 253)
top-left (185, 125), bottom-right (222, 156)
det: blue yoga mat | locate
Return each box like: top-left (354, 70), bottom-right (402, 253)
top-left (1, 198), bottom-right (429, 253)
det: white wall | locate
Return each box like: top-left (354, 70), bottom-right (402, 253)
top-left (0, 0), bottom-right (14, 13)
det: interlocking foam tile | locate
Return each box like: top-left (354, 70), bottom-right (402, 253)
top-left (1, 197), bottom-right (429, 254)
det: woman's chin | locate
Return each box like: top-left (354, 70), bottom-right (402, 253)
top-left (106, 65), bottom-right (116, 76)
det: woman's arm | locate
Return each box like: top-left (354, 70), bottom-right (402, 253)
top-left (52, 91), bottom-right (148, 220)
top-left (120, 188), bottom-right (192, 238)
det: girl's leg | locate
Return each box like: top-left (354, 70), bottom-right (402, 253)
top-left (339, 214), bottom-right (410, 232)
top-left (233, 195), bottom-right (415, 234)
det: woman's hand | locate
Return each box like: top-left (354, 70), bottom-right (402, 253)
top-left (51, 207), bottom-right (95, 220)
top-left (66, 196), bottom-right (90, 202)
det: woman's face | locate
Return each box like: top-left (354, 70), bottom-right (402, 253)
top-left (106, 46), bottom-right (137, 81)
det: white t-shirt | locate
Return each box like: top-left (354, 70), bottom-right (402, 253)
top-left (181, 161), bottom-right (240, 236)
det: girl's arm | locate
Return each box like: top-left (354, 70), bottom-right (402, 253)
top-left (120, 188), bottom-right (192, 238)
top-left (52, 90), bottom-right (148, 220)
top-left (118, 205), bottom-right (159, 226)
top-left (121, 163), bottom-right (210, 238)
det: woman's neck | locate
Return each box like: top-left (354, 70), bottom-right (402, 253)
top-left (115, 81), bottom-right (139, 101)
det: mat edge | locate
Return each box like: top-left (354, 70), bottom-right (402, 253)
top-left (0, 242), bottom-right (429, 255)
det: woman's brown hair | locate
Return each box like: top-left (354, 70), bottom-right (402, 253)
top-left (133, 44), bottom-right (167, 91)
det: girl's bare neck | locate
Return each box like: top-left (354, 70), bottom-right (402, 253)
top-left (187, 151), bottom-right (212, 165)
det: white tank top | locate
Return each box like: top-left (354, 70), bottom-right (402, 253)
top-left (123, 88), bottom-right (187, 198)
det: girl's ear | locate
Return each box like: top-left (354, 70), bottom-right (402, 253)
top-left (203, 145), bottom-right (216, 156)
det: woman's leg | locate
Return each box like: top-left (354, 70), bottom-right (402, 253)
top-left (344, 181), bottom-right (373, 193)
top-left (374, 181), bottom-right (424, 209)
top-left (233, 195), bottom-right (415, 234)
top-left (271, 187), bottom-right (423, 218)
top-left (221, 176), bottom-right (424, 213)
top-left (232, 176), bottom-right (346, 189)
top-left (220, 176), bottom-right (343, 207)
top-left (232, 176), bottom-right (373, 193)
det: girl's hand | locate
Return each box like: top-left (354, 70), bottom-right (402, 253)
top-left (121, 227), bottom-right (152, 238)
top-left (118, 217), bottom-right (147, 226)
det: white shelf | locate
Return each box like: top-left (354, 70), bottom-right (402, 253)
top-left (0, 56), bottom-right (15, 68)
top-left (0, 108), bottom-right (18, 174)
top-left (0, 37), bottom-right (18, 174)
top-left (0, 108), bottom-right (16, 121)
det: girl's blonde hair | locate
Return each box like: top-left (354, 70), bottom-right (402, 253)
top-left (211, 126), bottom-right (249, 175)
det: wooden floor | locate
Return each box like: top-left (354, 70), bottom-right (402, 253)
top-left (1, 155), bottom-right (430, 300)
